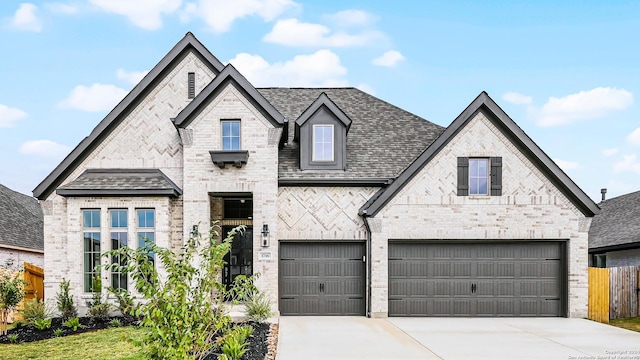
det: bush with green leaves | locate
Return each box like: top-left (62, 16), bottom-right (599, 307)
top-left (19, 298), bottom-right (54, 324)
top-left (33, 318), bottom-right (51, 331)
top-left (244, 290), bottom-right (274, 323)
top-left (56, 278), bottom-right (77, 320)
top-left (109, 318), bottom-right (122, 328)
top-left (8, 334), bottom-right (18, 343)
top-left (104, 223), bottom-right (254, 359)
top-left (64, 317), bottom-right (82, 331)
top-left (86, 276), bottom-right (111, 319)
top-left (0, 259), bottom-right (27, 336)
top-left (108, 287), bottom-right (136, 320)
top-left (219, 324), bottom-right (253, 360)
top-left (54, 328), bottom-right (63, 337)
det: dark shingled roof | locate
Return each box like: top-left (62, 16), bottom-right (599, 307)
top-left (0, 184), bottom-right (43, 251)
top-left (258, 88), bottom-right (445, 180)
top-left (57, 169), bottom-right (182, 197)
top-left (589, 190), bottom-right (640, 252)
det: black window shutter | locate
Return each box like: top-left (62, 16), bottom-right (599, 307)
top-left (457, 157), bottom-right (469, 196)
top-left (490, 157), bottom-right (502, 196)
top-left (188, 72), bottom-right (195, 99)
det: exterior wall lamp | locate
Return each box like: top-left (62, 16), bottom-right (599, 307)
top-left (261, 224), bottom-right (270, 247)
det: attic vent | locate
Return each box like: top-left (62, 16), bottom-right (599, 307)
top-left (188, 72), bottom-right (195, 99)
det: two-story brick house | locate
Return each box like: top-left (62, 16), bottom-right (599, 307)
top-left (34, 32), bottom-right (599, 317)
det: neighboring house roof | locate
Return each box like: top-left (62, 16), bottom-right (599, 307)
top-left (258, 88), bottom-right (445, 181)
top-left (33, 32), bottom-right (224, 200)
top-left (56, 169), bottom-right (182, 198)
top-left (589, 190), bottom-right (640, 253)
top-left (360, 92), bottom-right (600, 218)
top-left (0, 184), bottom-right (43, 252)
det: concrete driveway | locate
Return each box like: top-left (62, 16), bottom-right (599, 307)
top-left (276, 317), bottom-right (640, 360)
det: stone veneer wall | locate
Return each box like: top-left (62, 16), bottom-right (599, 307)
top-left (42, 51), bottom-right (213, 310)
top-left (369, 111), bottom-right (591, 318)
top-left (181, 83), bottom-right (281, 312)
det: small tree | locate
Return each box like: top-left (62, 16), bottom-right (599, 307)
top-left (0, 260), bottom-right (27, 335)
top-left (56, 278), bottom-right (77, 320)
top-left (105, 223), bottom-right (251, 359)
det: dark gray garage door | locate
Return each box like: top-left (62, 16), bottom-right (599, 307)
top-left (389, 241), bottom-right (566, 317)
top-left (279, 242), bottom-right (365, 316)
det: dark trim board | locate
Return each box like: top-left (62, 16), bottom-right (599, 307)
top-left (589, 243), bottom-right (640, 254)
top-left (278, 178), bottom-right (390, 187)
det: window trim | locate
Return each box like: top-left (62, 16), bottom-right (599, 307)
top-left (457, 157), bottom-right (502, 196)
top-left (82, 209), bottom-right (101, 293)
top-left (221, 120), bottom-right (241, 151)
top-left (312, 124), bottom-right (334, 162)
top-left (469, 158), bottom-right (489, 196)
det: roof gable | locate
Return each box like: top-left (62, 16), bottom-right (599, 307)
top-left (173, 64), bottom-right (285, 129)
top-left (33, 32), bottom-right (224, 200)
top-left (589, 190), bottom-right (640, 252)
top-left (294, 92), bottom-right (352, 141)
top-left (0, 184), bottom-right (43, 252)
top-left (360, 91), bottom-right (600, 217)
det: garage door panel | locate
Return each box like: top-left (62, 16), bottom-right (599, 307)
top-left (389, 241), bottom-right (565, 317)
top-left (279, 242), bottom-right (365, 316)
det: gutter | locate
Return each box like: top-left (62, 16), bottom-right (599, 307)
top-left (0, 244), bottom-right (44, 254)
top-left (360, 210), bottom-right (372, 318)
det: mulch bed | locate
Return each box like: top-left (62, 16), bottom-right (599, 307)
top-left (0, 316), bottom-right (278, 360)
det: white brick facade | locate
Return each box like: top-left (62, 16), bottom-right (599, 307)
top-left (369, 112), bottom-right (590, 318)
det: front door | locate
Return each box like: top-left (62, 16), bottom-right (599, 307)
top-left (223, 226), bottom-right (253, 290)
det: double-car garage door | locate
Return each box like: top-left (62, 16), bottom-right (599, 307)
top-left (279, 241), bottom-right (566, 317)
top-left (389, 241), bottom-right (566, 317)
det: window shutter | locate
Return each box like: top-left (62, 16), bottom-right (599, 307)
top-left (490, 157), bottom-right (502, 196)
top-left (457, 157), bottom-right (469, 196)
top-left (188, 72), bottom-right (195, 99)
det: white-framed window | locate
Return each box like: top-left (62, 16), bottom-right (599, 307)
top-left (222, 120), bottom-right (241, 151)
top-left (137, 209), bottom-right (155, 267)
top-left (110, 209), bottom-right (128, 290)
top-left (82, 209), bottom-right (101, 293)
top-left (469, 158), bottom-right (489, 195)
top-left (312, 124), bottom-right (334, 161)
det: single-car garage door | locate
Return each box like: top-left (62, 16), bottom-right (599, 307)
top-left (279, 242), bottom-right (365, 316)
top-left (389, 241), bottom-right (566, 317)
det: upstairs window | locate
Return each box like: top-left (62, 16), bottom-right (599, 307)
top-left (457, 157), bottom-right (502, 196)
top-left (469, 159), bottom-right (489, 195)
top-left (222, 120), bottom-right (241, 151)
top-left (312, 124), bottom-right (334, 162)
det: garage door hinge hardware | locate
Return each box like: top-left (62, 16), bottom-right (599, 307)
top-left (471, 283), bottom-right (477, 293)
top-left (319, 283), bottom-right (325, 293)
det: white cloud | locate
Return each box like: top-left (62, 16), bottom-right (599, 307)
top-left (10, 3), bottom-right (42, 32)
top-left (537, 87), bottom-right (633, 127)
top-left (44, 2), bottom-right (78, 14)
top-left (372, 50), bottom-right (404, 67)
top-left (183, 0), bottom-right (297, 33)
top-left (229, 50), bottom-right (348, 87)
top-left (59, 83), bottom-right (128, 112)
top-left (603, 147), bottom-right (619, 157)
top-left (553, 158), bottom-right (579, 171)
top-left (19, 140), bottom-right (71, 159)
top-left (325, 9), bottom-right (375, 27)
top-left (89, 0), bottom-right (181, 30)
top-left (357, 83), bottom-right (375, 95)
top-left (613, 154), bottom-right (640, 173)
top-left (0, 104), bottom-right (28, 128)
top-left (627, 128), bottom-right (640, 146)
top-left (264, 18), bottom-right (384, 47)
top-left (502, 92), bottom-right (533, 105)
top-left (117, 68), bottom-right (148, 85)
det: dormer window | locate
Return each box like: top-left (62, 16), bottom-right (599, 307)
top-left (222, 120), bottom-right (240, 150)
top-left (312, 124), bottom-right (334, 162)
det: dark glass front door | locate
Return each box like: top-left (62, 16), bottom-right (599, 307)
top-left (223, 226), bottom-right (253, 289)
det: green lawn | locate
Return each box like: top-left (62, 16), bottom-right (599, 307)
top-left (610, 317), bottom-right (640, 332)
top-left (0, 327), bottom-right (146, 360)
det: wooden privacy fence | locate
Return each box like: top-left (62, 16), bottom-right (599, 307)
top-left (609, 266), bottom-right (640, 319)
top-left (588, 267), bottom-right (610, 323)
top-left (12, 262), bottom-right (45, 322)
top-left (588, 266), bottom-right (640, 323)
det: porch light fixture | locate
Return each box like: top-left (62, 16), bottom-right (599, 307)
top-left (261, 224), bottom-right (270, 247)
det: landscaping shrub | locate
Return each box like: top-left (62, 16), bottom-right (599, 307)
top-left (64, 317), bottom-right (82, 331)
top-left (55, 278), bottom-right (77, 320)
top-left (33, 318), bottom-right (51, 331)
top-left (108, 287), bottom-right (136, 320)
top-left (219, 324), bottom-right (253, 360)
top-left (19, 298), bottom-right (54, 324)
top-left (0, 259), bottom-right (27, 336)
top-left (244, 290), bottom-right (273, 323)
top-left (104, 223), bottom-right (255, 359)
top-left (86, 277), bottom-right (111, 319)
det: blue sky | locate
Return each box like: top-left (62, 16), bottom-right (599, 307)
top-left (0, 1), bottom-right (639, 202)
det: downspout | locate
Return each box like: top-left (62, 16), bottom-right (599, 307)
top-left (361, 210), bottom-right (372, 318)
